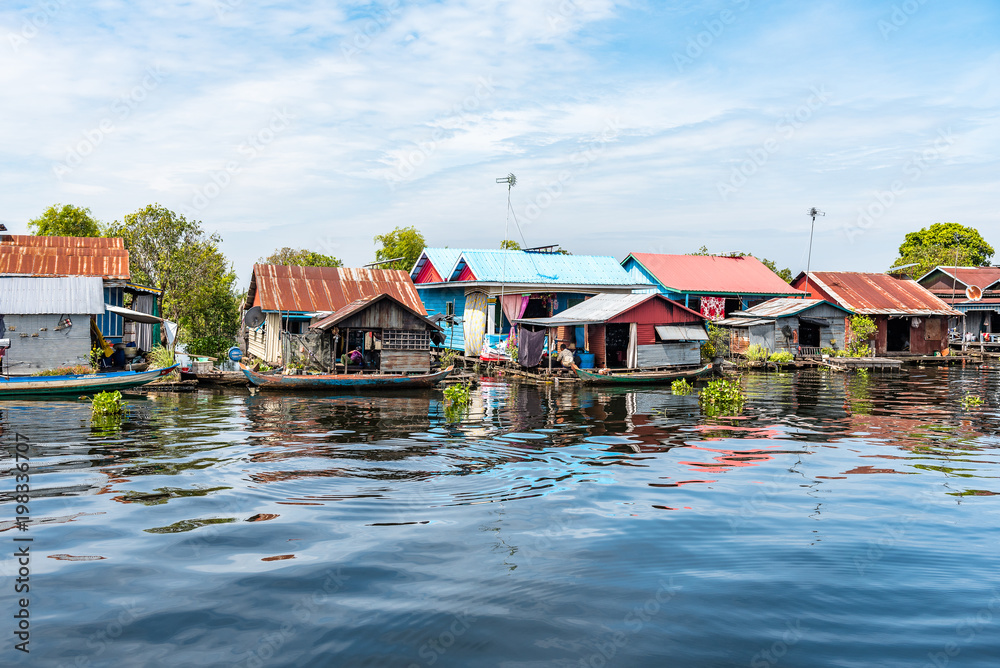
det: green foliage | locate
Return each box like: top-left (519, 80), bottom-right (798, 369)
top-left (847, 315), bottom-right (877, 357)
top-left (820, 347), bottom-right (836, 356)
top-left (91, 391), bottom-right (125, 416)
top-left (671, 378), bottom-right (694, 395)
top-left (258, 363), bottom-right (273, 372)
top-left (148, 346), bottom-right (175, 369)
top-left (961, 394), bottom-right (984, 409)
top-left (699, 378), bottom-right (746, 416)
top-left (443, 382), bottom-right (472, 423)
top-left (890, 223), bottom-right (994, 278)
top-left (28, 204), bottom-right (103, 237)
top-left (506, 336), bottom-right (518, 363)
top-left (260, 247), bottom-right (343, 267)
top-left (373, 225), bottom-right (426, 271)
top-left (107, 204), bottom-right (240, 351)
top-left (439, 349), bottom-right (458, 368)
top-left (769, 351), bottom-right (794, 363)
top-left (500, 239), bottom-right (521, 250)
top-left (745, 344), bottom-right (770, 362)
top-left (701, 323), bottom-right (729, 361)
top-left (33, 365), bottom-right (95, 376)
top-left (89, 347), bottom-right (103, 369)
top-left (186, 336), bottom-right (233, 360)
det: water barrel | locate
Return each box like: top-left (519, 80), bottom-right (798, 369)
top-left (578, 352), bottom-right (595, 369)
top-left (228, 346), bottom-right (243, 362)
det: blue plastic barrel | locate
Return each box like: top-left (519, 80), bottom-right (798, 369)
top-left (578, 352), bottom-right (595, 369)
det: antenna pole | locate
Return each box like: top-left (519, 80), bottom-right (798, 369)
top-left (496, 174), bottom-right (516, 342)
top-left (804, 207), bottom-right (825, 297)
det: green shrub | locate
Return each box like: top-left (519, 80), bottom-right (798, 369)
top-left (769, 351), bottom-right (794, 363)
top-left (148, 346), bottom-right (175, 368)
top-left (671, 379), bottom-right (694, 395)
top-left (440, 348), bottom-right (458, 367)
top-left (701, 324), bottom-right (729, 361)
top-left (820, 347), bottom-right (836, 357)
top-left (745, 344), bottom-right (770, 362)
top-left (186, 335), bottom-right (236, 360)
top-left (847, 315), bottom-right (876, 357)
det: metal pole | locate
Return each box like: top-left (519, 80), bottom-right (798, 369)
top-left (805, 215), bottom-right (815, 297)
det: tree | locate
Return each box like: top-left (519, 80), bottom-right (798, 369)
top-left (890, 223), bottom-right (994, 279)
top-left (373, 225), bottom-right (426, 271)
top-left (260, 247), bottom-right (343, 267)
top-left (28, 204), bottom-right (103, 237)
top-left (499, 239), bottom-right (521, 250)
top-left (107, 204), bottom-right (240, 357)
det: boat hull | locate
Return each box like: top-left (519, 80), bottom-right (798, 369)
top-left (0, 365), bottom-right (180, 398)
top-left (240, 364), bottom-right (454, 390)
top-left (573, 363), bottom-right (713, 385)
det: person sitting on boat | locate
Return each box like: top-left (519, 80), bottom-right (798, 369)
top-left (349, 347), bottom-right (365, 368)
top-left (557, 344), bottom-right (575, 368)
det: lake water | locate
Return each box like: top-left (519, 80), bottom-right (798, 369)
top-left (2, 367), bottom-right (999, 667)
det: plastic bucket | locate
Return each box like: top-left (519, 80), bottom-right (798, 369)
top-left (578, 352), bottom-right (595, 369)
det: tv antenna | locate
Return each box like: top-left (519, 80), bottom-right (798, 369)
top-left (495, 173), bottom-right (517, 340)
top-left (804, 207), bottom-right (825, 297)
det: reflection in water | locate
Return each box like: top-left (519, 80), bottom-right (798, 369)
top-left (1, 367), bottom-right (999, 666)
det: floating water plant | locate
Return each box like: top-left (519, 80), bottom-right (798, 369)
top-left (671, 378), bottom-right (694, 395)
top-left (961, 394), bottom-right (984, 409)
top-left (699, 378), bottom-right (746, 416)
top-left (443, 382), bottom-right (472, 423)
top-left (91, 390), bottom-right (126, 417)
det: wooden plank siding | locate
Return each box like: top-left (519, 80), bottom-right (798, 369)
top-left (381, 350), bottom-right (431, 374)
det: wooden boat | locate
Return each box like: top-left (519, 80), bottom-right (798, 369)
top-left (0, 364), bottom-right (180, 398)
top-left (573, 363), bottom-right (713, 385)
top-left (240, 364), bottom-right (454, 391)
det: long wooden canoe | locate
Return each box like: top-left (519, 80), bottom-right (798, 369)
top-left (573, 363), bottom-right (713, 385)
top-left (240, 364), bottom-right (454, 390)
top-left (0, 365), bottom-right (179, 398)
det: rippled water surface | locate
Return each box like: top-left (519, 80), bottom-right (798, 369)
top-left (3, 367), bottom-right (1000, 667)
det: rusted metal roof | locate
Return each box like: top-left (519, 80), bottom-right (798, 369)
top-left (797, 272), bottom-right (961, 316)
top-left (311, 293), bottom-right (441, 331)
top-left (917, 265), bottom-right (1000, 291)
top-left (625, 253), bottom-right (803, 296)
top-left (245, 264), bottom-right (426, 314)
top-left (0, 235), bottom-right (129, 279)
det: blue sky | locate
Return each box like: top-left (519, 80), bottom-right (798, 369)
top-left (2, 0), bottom-right (997, 286)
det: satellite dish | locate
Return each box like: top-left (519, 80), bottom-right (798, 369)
top-left (965, 285), bottom-right (983, 301)
top-left (243, 306), bottom-right (265, 328)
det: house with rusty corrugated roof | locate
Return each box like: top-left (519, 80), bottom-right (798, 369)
top-left (0, 234), bottom-right (163, 374)
top-left (715, 298), bottom-right (854, 356)
top-left (916, 266), bottom-right (1000, 341)
top-left (410, 248), bottom-right (652, 357)
top-left (242, 264), bottom-right (427, 366)
top-left (792, 271), bottom-right (961, 356)
top-left (620, 253), bottom-right (804, 321)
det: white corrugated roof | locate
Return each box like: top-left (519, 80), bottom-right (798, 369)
top-left (0, 276), bottom-right (105, 314)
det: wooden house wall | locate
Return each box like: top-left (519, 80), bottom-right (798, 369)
top-left (381, 350), bottom-right (431, 373)
top-left (248, 312), bottom-right (282, 365)
top-left (636, 343), bottom-right (700, 368)
top-left (0, 314), bottom-right (92, 375)
top-left (335, 301), bottom-right (432, 331)
top-left (912, 316), bottom-right (949, 355)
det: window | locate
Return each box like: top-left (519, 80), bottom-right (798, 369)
top-left (446, 301), bottom-right (455, 316)
top-left (383, 330), bottom-right (430, 350)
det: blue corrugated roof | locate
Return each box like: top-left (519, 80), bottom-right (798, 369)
top-left (448, 250), bottom-right (644, 286)
top-left (411, 248), bottom-right (473, 279)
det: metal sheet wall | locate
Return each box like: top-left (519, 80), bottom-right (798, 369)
top-left (1, 314), bottom-right (91, 375)
top-left (636, 342), bottom-right (700, 368)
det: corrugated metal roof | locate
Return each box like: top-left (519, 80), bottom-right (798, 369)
top-left (625, 253), bottom-right (804, 295)
top-left (917, 266), bottom-right (1000, 290)
top-left (655, 324), bottom-right (709, 341)
top-left (448, 250), bottom-right (646, 286)
top-left (410, 248), bottom-right (472, 280)
top-left (728, 298), bottom-right (852, 319)
top-left (517, 292), bottom-right (702, 326)
top-left (311, 293), bottom-right (441, 331)
top-left (799, 272), bottom-right (961, 316)
top-left (245, 264), bottom-right (426, 314)
top-left (0, 235), bottom-right (129, 279)
top-left (0, 276), bottom-right (105, 314)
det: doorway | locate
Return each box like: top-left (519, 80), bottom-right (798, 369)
top-left (605, 323), bottom-right (630, 368)
top-left (886, 318), bottom-right (910, 352)
top-left (799, 322), bottom-right (820, 348)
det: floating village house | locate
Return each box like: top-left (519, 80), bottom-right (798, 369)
top-left (792, 271), bottom-right (961, 355)
top-left (0, 234), bottom-right (162, 374)
top-left (715, 298), bottom-right (853, 356)
top-left (915, 266), bottom-right (1000, 339)
top-left (620, 253), bottom-right (804, 320)
top-left (411, 248), bottom-right (652, 357)
top-left (516, 292), bottom-right (708, 369)
top-left (242, 264), bottom-right (431, 369)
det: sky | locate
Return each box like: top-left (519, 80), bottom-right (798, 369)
top-left (2, 0), bottom-right (998, 288)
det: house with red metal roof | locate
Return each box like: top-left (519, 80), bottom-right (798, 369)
top-left (916, 266), bottom-right (1000, 340)
top-left (0, 234), bottom-right (163, 373)
top-left (620, 253), bottom-right (803, 321)
top-left (792, 271), bottom-right (961, 355)
top-left (242, 264), bottom-right (427, 365)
